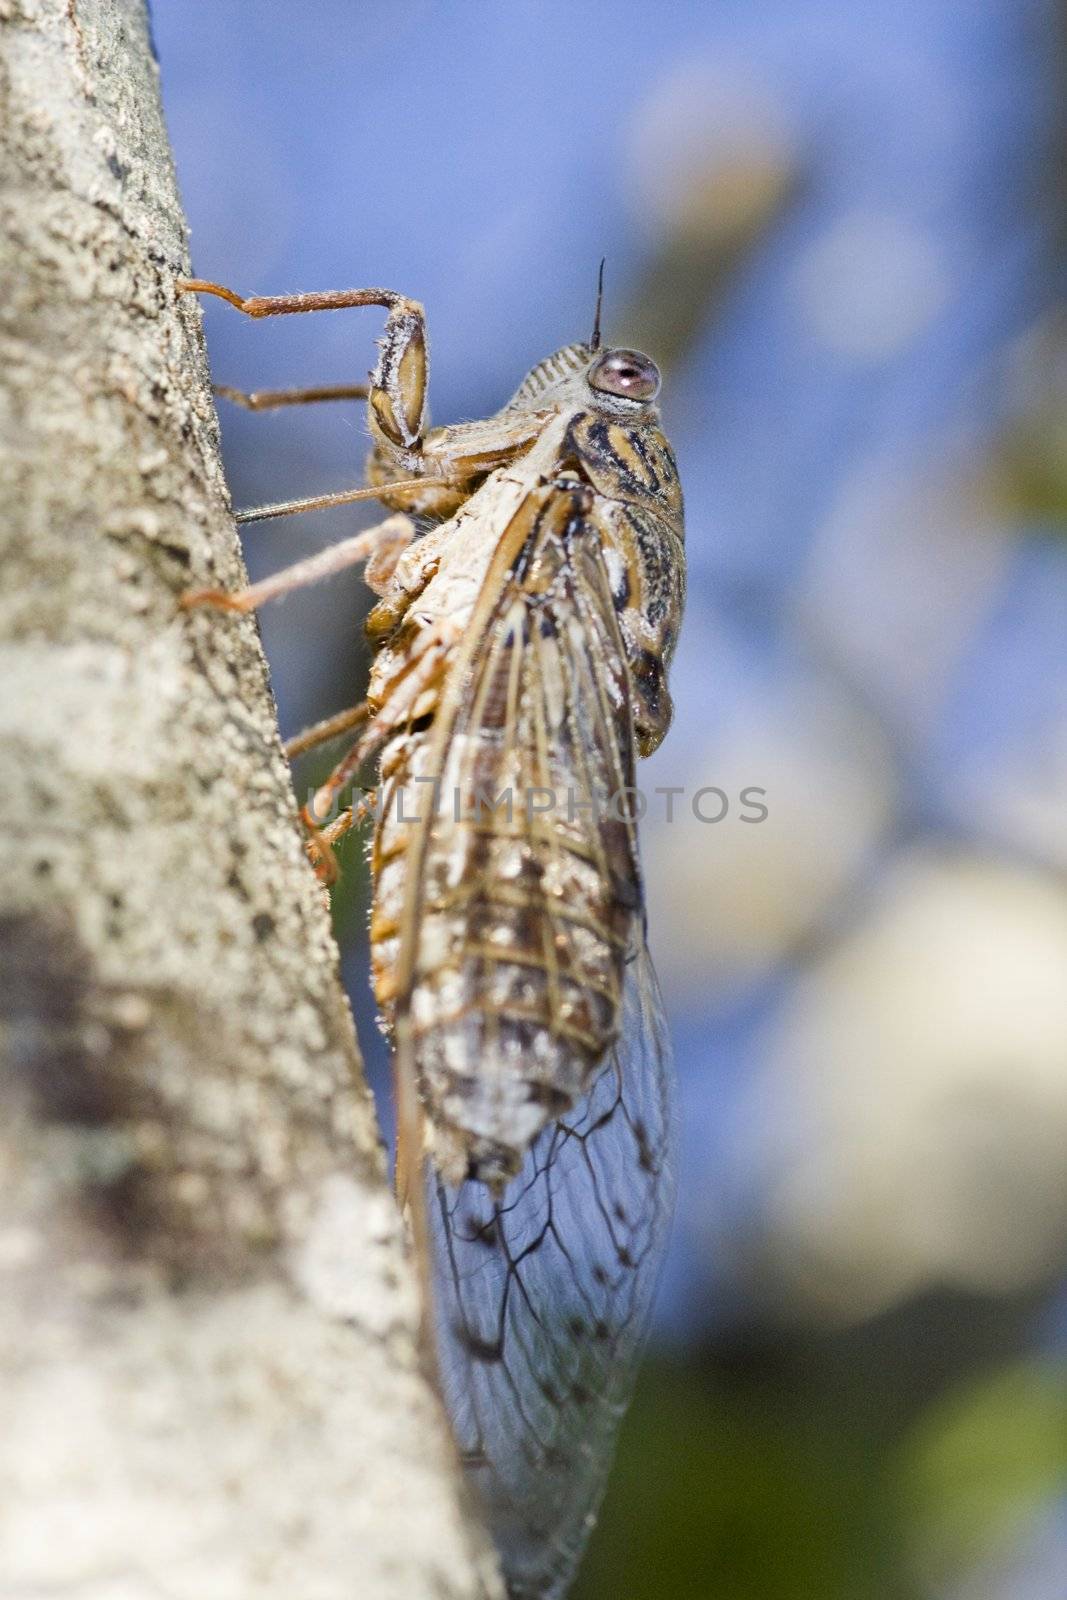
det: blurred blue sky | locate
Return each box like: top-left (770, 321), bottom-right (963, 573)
top-left (154, 0), bottom-right (1067, 1361)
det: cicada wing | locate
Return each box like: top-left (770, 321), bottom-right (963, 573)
top-left (389, 479), bottom-right (647, 1185)
top-left (428, 942), bottom-right (676, 1600)
top-left (385, 476), bottom-right (675, 1590)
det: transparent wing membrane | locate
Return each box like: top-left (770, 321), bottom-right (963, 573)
top-left (428, 945), bottom-right (675, 1600)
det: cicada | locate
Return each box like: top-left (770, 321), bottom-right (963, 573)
top-left (178, 269), bottom-right (685, 1599)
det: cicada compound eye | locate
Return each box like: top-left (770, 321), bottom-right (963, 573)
top-left (587, 348), bottom-right (661, 402)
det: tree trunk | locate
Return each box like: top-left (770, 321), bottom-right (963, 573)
top-left (0, 4), bottom-right (499, 1595)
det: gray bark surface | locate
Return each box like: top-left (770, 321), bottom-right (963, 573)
top-left (0, 4), bottom-right (499, 1596)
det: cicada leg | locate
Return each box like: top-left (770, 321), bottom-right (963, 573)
top-left (180, 512), bottom-right (416, 614)
top-left (298, 620), bottom-right (456, 883)
top-left (301, 617), bottom-right (459, 835)
top-left (303, 789), bottom-right (379, 885)
top-left (179, 276), bottom-right (443, 521)
top-left (178, 275), bottom-right (543, 525)
top-left (178, 278), bottom-right (429, 457)
top-left (283, 703), bottom-right (372, 762)
top-left (214, 381), bottom-right (370, 411)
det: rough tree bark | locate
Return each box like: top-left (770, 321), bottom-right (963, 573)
top-left (0, 4), bottom-right (500, 1596)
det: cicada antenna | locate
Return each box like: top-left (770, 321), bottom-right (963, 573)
top-left (590, 258), bottom-right (606, 352)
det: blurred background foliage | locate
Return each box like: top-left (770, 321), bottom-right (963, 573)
top-left (154, 0), bottom-right (1067, 1593)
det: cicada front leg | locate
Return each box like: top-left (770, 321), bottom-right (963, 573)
top-left (178, 278), bottom-right (429, 464)
top-left (177, 275), bottom-right (543, 525)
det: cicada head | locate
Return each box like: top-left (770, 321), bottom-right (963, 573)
top-left (508, 341), bottom-right (663, 423)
